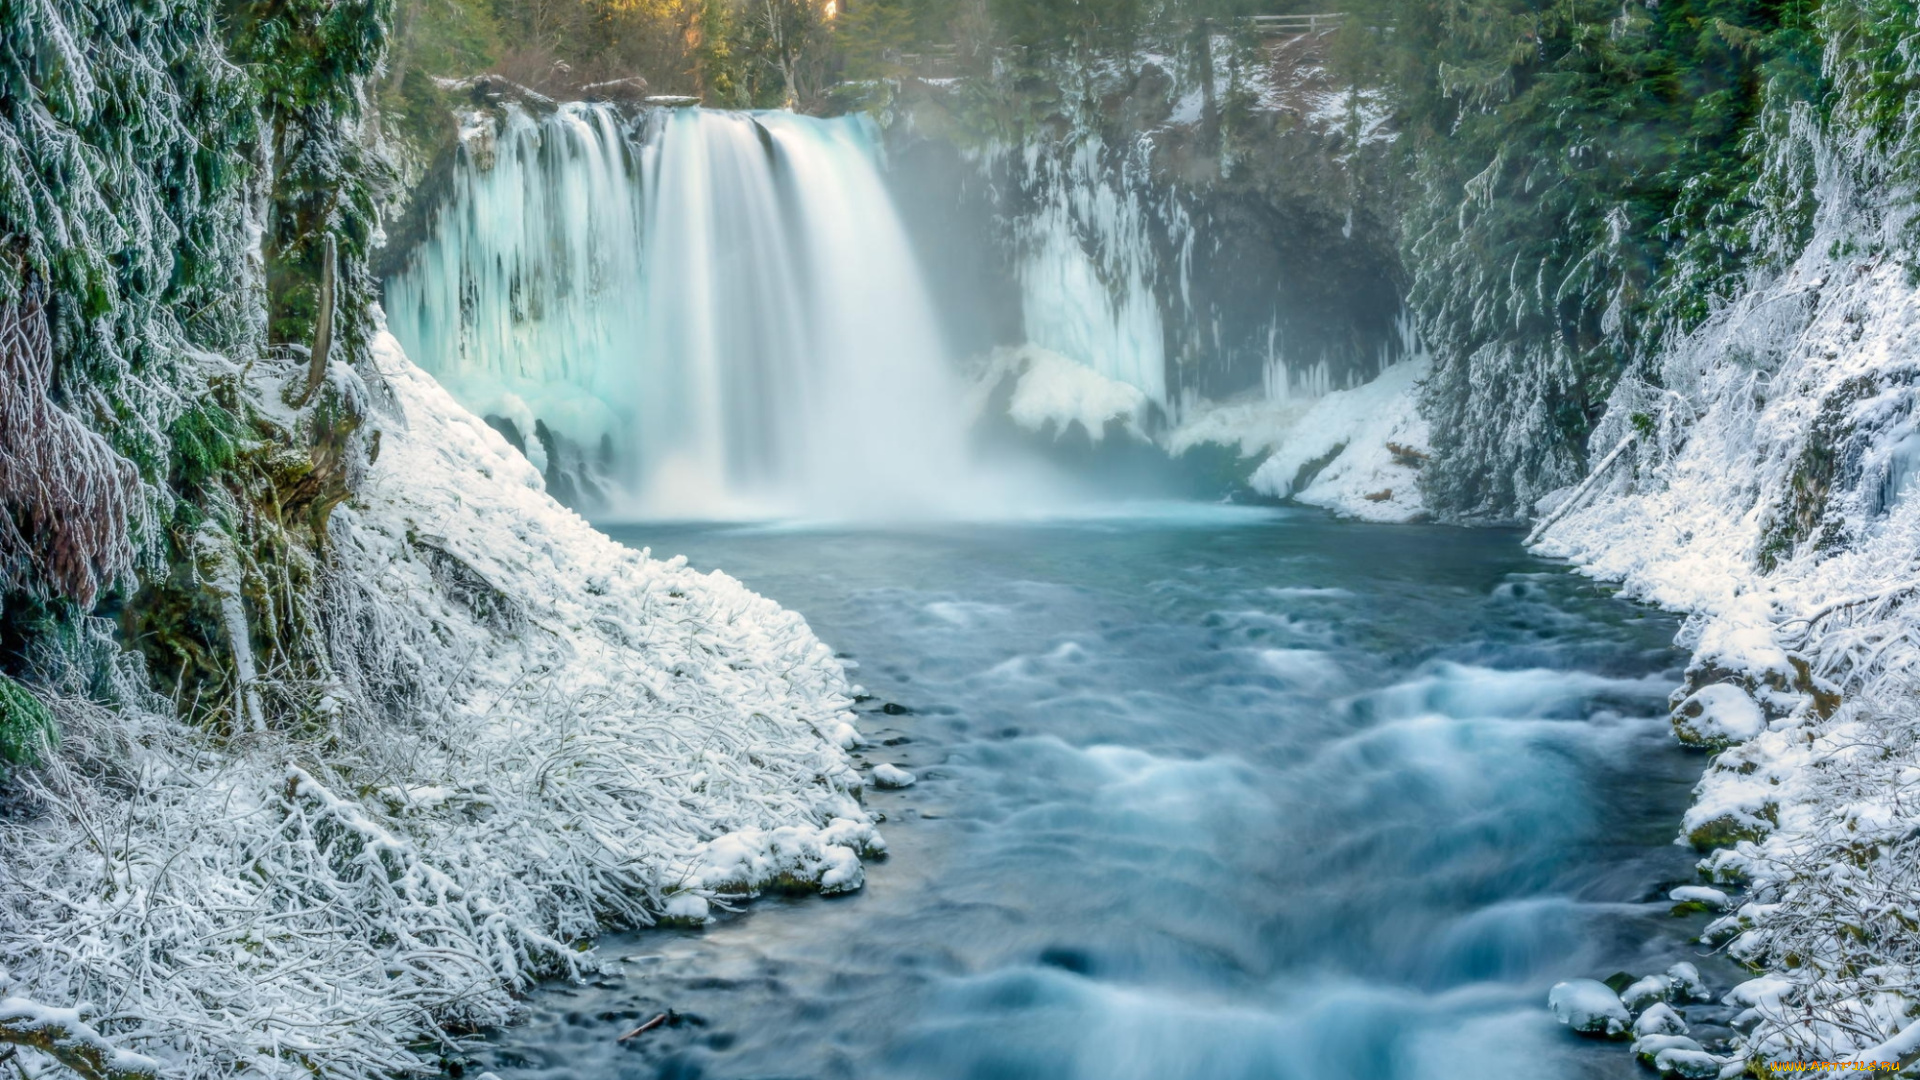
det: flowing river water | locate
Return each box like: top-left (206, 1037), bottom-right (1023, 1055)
top-left (469, 506), bottom-right (1734, 1080)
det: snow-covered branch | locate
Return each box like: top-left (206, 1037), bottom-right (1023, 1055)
top-left (0, 976), bottom-right (158, 1080)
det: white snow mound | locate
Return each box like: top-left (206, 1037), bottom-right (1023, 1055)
top-left (1549, 979), bottom-right (1631, 1038)
top-left (970, 345), bottom-right (1151, 443)
top-left (1249, 358), bottom-right (1432, 522)
top-left (872, 763), bottom-right (917, 788)
top-left (1672, 683), bottom-right (1767, 747)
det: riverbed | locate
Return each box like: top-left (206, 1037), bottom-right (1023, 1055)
top-left (472, 505), bottom-right (1727, 1080)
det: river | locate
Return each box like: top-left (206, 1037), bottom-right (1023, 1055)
top-left (471, 505), bottom-right (1730, 1080)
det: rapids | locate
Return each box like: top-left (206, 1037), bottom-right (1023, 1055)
top-left (470, 509), bottom-right (1733, 1080)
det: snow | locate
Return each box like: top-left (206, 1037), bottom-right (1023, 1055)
top-left (1524, 94), bottom-right (1920, 1069)
top-left (1235, 39), bottom-right (1395, 150)
top-left (1669, 885), bottom-right (1732, 910)
top-left (1633, 1033), bottom-right (1702, 1062)
top-left (1247, 357), bottom-right (1432, 522)
top-left (1548, 978), bottom-right (1631, 1038)
top-left (0, 970), bottom-right (159, 1079)
top-left (872, 763), bottom-right (917, 788)
top-left (1844, 1017), bottom-right (1920, 1065)
top-left (1633, 1003), bottom-right (1690, 1038)
top-left (1652, 1047), bottom-right (1727, 1079)
top-left (1621, 974), bottom-right (1673, 1011)
top-left (1667, 962), bottom-right (1711, 1003)
top-left (662, 892), bottom-right (713, 924)
top-left (682, 819), bottom-right (876, 896)
top-left (1671, 683), bottom-right (1767, 747)
top-left (969, 345), bottom-right (1151, 443)
top-left (1166, 395), bottom-right (1311, 459)
top-left (0, 331), bottom-right (876, 1079)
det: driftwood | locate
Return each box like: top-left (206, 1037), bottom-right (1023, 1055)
top-left (616, 1013), bottom-right (668, 1041)
top-left (296, 234), bottom-right (337, 408)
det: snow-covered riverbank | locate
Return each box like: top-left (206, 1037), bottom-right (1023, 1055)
top-left (0, 334), bottom-right (879, 1078)
top-left (1535, 240), bottom-right (1920, 1069)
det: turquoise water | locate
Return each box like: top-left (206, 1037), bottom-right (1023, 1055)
top-left (475, 508), bottom-right (1727, 1080)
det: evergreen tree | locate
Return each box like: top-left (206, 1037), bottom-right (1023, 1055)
top-left (1343, 0), bottom-right (1820, 515)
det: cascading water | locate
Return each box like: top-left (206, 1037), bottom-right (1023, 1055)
top-left (385, 103), bottom-right (975, 518)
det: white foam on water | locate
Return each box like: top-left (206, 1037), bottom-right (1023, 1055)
top-left (1364, 661), bottom-right (1672, 722)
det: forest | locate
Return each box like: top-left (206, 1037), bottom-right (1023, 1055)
top-left (8, 0), bottom-right (1920, 1075)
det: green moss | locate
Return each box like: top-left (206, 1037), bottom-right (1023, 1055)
top-left (169, 400), bottom-right (250, 491)
top-left (0, 673), bottom-right (54, 771)
top-left (1687, 803), bottom-right (1779, 852)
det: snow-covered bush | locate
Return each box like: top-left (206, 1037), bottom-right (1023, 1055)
top-left (0, 7), bottom-right (882, 1077)
top-left (0, 336), bottom-right (877, 1078)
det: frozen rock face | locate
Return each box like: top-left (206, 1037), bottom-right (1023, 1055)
top-left (885, 46), bottom-right (1404, 413)
top-left (876, 38), bottom-right (1412, 511)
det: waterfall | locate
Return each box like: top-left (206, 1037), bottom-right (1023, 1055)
top-left (386, 103), bottom-right (973, 518)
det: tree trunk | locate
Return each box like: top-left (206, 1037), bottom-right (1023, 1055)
top-left (297, 233), bottom-right (336, 407)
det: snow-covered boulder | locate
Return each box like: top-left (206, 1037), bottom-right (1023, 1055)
top-left (682, 818), bottom-right (880, 897)
top-left (1634, 1002), bottom-right (1690, 1038)
top-left (1670, 885), bottom-right (1733, 911)
top-left (1725, 975), bottom-right (1795, 1029)
top-left (1667, 962), bottom-right (1712, 1003)
top-left (1634, 1033), bottom-right (1703, 1065)
top-left (1550, 979), bottom-right (1633, 1038)
top-left (1652, 1047), bottom-right (1726, 1079)
top-left (1681, 621), bottom-right (1814, 720)
top-left (661, 893), bottom-right (713, 926)
top-left (872, 763), bottom-right (917, 788)
top-left (1622, 974), bottom-right (1674, 1012)
top-left (1673, 683), bottom-right (1767, 748)
top-left (1248, 357), bottom-right (1433, 523)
